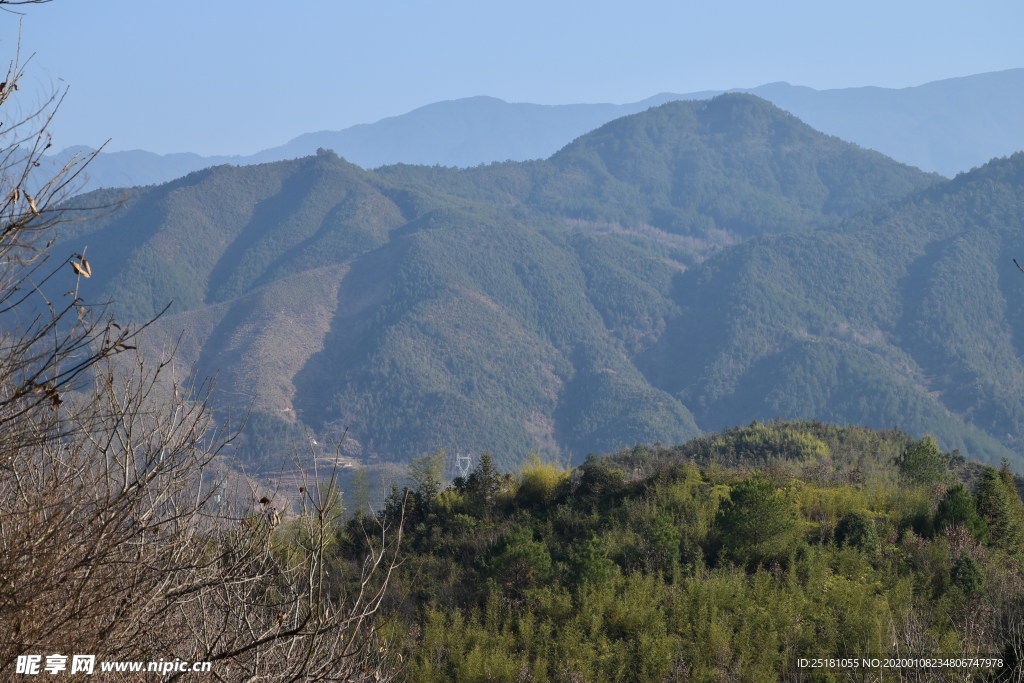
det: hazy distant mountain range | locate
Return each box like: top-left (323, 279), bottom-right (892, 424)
top-left (51, 93), bottom-right (1024, 471)
top-left (47, 69), bottom-right (1024, 194)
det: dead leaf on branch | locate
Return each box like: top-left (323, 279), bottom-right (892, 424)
top-left (70, 257), bottom-right (91, 277)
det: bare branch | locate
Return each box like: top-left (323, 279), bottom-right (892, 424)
top-left (0, 23), bottom-right (399, 682)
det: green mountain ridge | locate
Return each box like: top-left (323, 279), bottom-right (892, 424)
top-left (641, 153), bottom-right (1024, 464)
top-left (54, 94), bottom-right (1023, 469)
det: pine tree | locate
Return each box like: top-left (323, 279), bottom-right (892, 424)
top-left (466, 452), bottom-right (501, 517)
top-left (935, 483), bottom-right (988, 541)
top-left (897, 436), bottom-right (950, 486)
top-left (975, 467), bottom-right (1024, 551)
top-left (714, 473), bottom-right (802, 566)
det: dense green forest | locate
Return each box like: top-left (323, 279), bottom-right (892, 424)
top-left (317, 422), bottom-right (1024, 681)
top-left (50, 95), bottom-right (1024, 470)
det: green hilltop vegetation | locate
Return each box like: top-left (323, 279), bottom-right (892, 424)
top-left (52, 93), bottom-right (1024, 470)
top-left (319, 421), bottom-right (1024, 680)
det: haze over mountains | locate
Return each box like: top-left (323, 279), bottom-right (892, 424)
top-left (52, 92), bottom-right (1024, 471)
top-left (48, 69), bottom-right (1024, 194)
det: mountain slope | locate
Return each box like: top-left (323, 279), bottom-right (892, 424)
top-left (54, 96), bottom-right (969, 469)
top-left (640, 152), bottom-right (1024, 464)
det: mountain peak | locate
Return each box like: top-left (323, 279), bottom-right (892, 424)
top-left (542, 94), bottom-right (936, 233)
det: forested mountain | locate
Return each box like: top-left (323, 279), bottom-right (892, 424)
top-left (45, 69), bottom-right (1024, 192)
top-left (54, 93), bottom-right (1024, 470)
top-left (640, 152), bottom-right (1024, 465)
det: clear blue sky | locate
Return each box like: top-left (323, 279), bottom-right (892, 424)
top-left (6, 0), bottom-right (1022, 155)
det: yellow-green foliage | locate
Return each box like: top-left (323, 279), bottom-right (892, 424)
top-left (788, 480), bottom-right (881, 528)
top-left (435, 487), bottom-right (467, 515)
top-left (709, 421), bottom-right (830, 464)
top-left (516, 452), bottom-right (569, 506)
top-left (340, 424), bottom-right (1024, 682)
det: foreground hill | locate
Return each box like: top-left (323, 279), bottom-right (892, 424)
top-left (59, 94), bottom-right (1017, 470)
top-left (346, 422), bottom-right (1024, 680)
top-left (44, 69), bottom-right (1024, 193)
